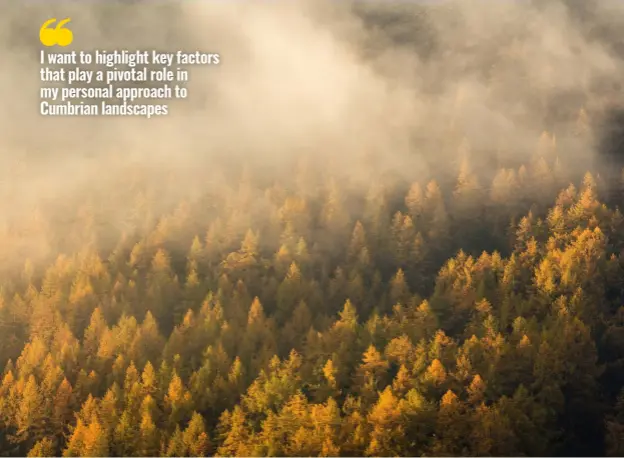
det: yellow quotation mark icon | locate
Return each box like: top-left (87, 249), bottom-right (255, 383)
top-left (40, 18), bottom-right (73, 47)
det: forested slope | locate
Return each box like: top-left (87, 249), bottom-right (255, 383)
top-left (3, 0), bottom-right (624, 456)
top-left (1, 131), bottom-right (624, 456)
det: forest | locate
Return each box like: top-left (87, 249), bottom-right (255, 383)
top-left (3, 0), bottom-right (624, 456)
top-left (2, 125), bottom-right (624, 456)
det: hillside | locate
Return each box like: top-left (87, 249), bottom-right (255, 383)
top-left (2, 0), bottom-right (624, 456)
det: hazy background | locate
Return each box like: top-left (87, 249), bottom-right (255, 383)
top-left (1, 0), bottom-right (623, 270)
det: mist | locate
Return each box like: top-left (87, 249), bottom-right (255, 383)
top-left (1, 0), bottom-right (623, 271)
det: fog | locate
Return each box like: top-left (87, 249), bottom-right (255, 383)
top-left (0, 0), bottom-right (623, 270)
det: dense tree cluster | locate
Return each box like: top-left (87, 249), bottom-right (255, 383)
top-left (1, 122), bottom-right (624, 456)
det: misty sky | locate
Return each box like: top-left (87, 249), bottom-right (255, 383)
top-left (0, 0), bottom-right (623, 268)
